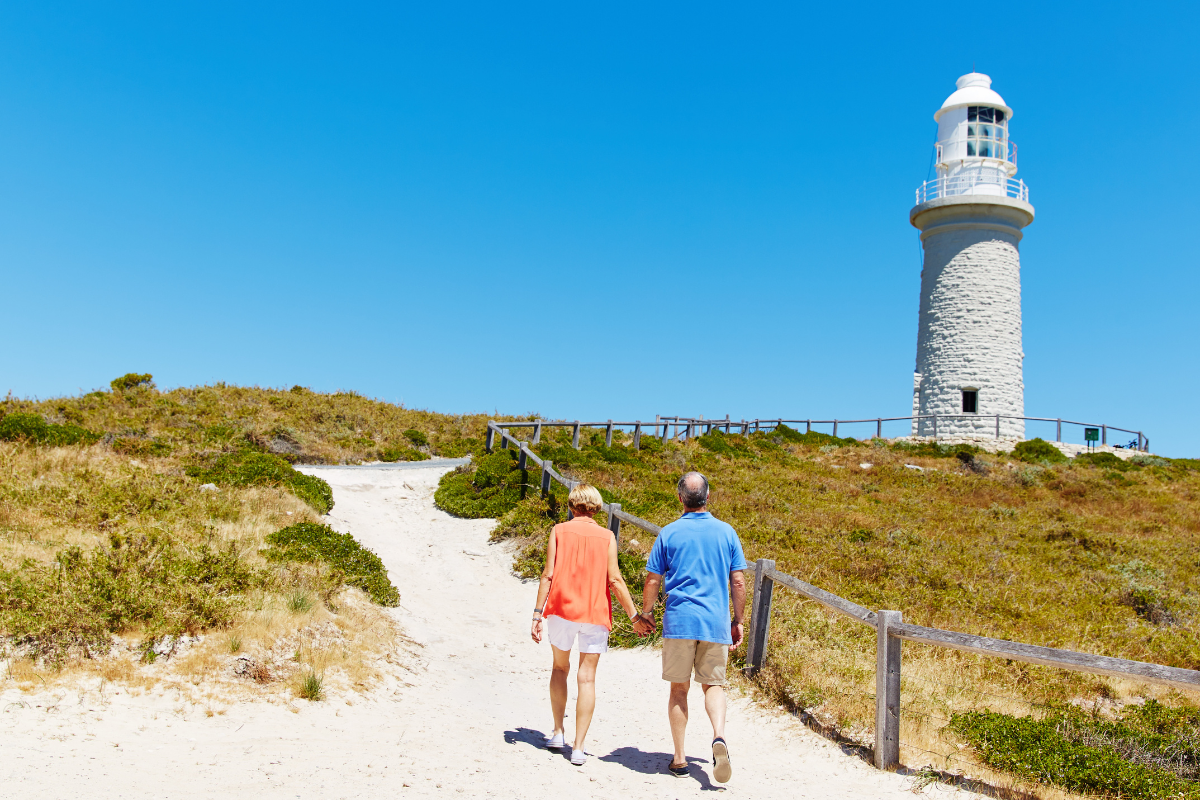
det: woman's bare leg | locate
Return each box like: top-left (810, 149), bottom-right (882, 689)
top-left (550, 645), bottom-right (571, 737)
top-left (573, 653), bottom-right (600, 750)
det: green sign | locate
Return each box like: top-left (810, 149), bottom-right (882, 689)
top-left (1084, 427), bottom-right (1100, 442)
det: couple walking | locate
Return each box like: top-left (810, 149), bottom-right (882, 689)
top-left (530, 471), bottom-right (748, 783)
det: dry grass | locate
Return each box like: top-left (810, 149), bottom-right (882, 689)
top-left (0, 437), bottom-right (404, 702)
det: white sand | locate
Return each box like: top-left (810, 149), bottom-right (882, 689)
top-left (0, 462), bottom-right (979, 798)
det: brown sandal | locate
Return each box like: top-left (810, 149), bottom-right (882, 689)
top-left (667, 760), bottom-right (689, 777)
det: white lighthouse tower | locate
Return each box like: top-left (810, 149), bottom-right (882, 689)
top-left (910, 72), bottom-right (1034, 441)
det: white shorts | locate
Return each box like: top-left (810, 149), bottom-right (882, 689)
top-left (546, 615), bottom-right (609, 654)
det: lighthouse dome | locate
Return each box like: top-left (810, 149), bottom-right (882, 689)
top-left (934, 73), bottom-right (1012, 121)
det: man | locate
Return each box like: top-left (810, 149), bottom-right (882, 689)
top-left (636, 471), bottom-right (747, 783)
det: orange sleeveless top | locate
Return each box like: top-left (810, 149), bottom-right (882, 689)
top-left (542, 516), bottom-right (613, 629)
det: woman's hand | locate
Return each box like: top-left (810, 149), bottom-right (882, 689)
top-left (531, 617), bottom-right (543, 643)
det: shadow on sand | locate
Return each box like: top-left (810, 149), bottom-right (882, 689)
top-left (599, 747), bottom-right (722, 790)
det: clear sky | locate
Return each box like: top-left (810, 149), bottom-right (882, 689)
top-left (2, 2), bottom-right (1197, 455)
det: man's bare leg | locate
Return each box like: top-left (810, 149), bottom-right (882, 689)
top-left (549, 645), bottom-right (571, 738)
top-left (572, 653), bottom-right (600, 750)
top-left (668, 681), bottom-right (690, 766)
top-left (701, 684), bottom-right (726, 739)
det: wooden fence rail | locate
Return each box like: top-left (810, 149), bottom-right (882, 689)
top-left (492, 413), bottom-right (1150, 452)
top-left (483, 421), bottom-right (1190, 770)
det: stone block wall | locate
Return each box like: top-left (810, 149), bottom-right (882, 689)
top-left (914, 225), bottom-right (1024, 439)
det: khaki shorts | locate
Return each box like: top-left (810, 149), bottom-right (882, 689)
top-left (662, 638), bottom-right (728, 685)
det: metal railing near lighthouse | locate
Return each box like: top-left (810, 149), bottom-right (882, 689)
top-left (915, 174), bottom-right (1029, 204)
top-left (486, 414), bottom-right (1150, 453)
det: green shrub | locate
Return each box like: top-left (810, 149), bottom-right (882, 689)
top-left (110, 373), bottom-right (155, 392)
top-left (698, 430), bottom-right (753, 458)
top-left (403, 429), bottom-right (429, 448)
top-left (261, 522), bottom-right (400, 606)
top-left (379, 445), bottom-right (429, 462)
top-left (949, 709), bottom-right (1200, 798)
top-left (299, 672), bottom-right (325, 701)
top-left (435, 451), bottom-right (529, 518)
top-left (0, 534), bottom-right (263, 664)
top-left (186, 451), bottom-right (334, 514)
top-left (1012, 438), bottom-right (1067, 464)
top-left (892, 440), bottom-right (984, 459)
top-left (772, 424), bottom-right (862, 448)
top-left (0, 413), bottom-right (101, 446)
top-left (1075, 452), bottom-right (1133, 471)
top-left (1131, 454), bottom-right (1172, 468)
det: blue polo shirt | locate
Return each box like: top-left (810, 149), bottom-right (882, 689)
top-left (645, 512), bottom-right (748, 644)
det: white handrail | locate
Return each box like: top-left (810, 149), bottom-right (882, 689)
top-left (915, 175), bottom-right (1029, 204)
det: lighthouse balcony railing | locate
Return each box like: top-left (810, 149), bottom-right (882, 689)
top-left (915, 174), bottom-right (1029, 204)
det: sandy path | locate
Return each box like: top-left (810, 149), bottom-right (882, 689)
top-left (1, 462), bottom-right (975, 798)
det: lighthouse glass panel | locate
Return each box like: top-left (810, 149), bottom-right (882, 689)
top-left (966, 106), bottom-right (1008, 160)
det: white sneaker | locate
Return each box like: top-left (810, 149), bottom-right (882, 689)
top-left (544, 733), bottom-right (566, 750)
top-left (570, 748), bottom-right (587, 766)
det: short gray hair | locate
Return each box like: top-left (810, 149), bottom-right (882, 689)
top-left (677, 472), bottom-right (709, 509)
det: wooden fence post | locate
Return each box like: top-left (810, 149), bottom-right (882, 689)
top-left (501, 430), bottom-right (510, 449)
top-left (533, 422), bottom-right (542, 445)
top-left (725, 414), bottom-right (731, 434)
top-left (746, 559), bottom-right (776, 675)
top-left (661, 420), bottom-right (668, 444)
top-left (633, 423), bottom-right (642, 450)
top-left (541, 460), bottom-right (553, 498)
top-left (572, 421), bottom-right (581, 449)
top-left (1056, 418), bottom-right (1062, 443)
top-left (607, 502), bottom-right (621, 546)
top-left (1102, 425), bottom-right (1107, 446)
top-left (833, 419), bottom-right (839, 438)
top-left (875, 610), bottom-right (902, 770)
top-left (806, 420), bottom-right (811, 433)
top-left (518, 443), bottom-right (528, 471)
top-left (605, 420), bottom-right (613, 447)
top-left (741, 420), bottom-right (748, 437)
top-left (485, 423), bottom-right (495, 453)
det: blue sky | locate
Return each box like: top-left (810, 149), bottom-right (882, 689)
top-left (2, 2), bottom-right (1197, 455)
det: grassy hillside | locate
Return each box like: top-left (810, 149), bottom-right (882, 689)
top-left (440, 424), bottom-right (1200, 799)
top-left (0, 375), bottom-right (488, 703)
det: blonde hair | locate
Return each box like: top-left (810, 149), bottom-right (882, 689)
top-left (568, 483), bottom-right (603, 514)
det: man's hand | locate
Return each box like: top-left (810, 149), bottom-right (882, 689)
top-left (531, 618), bottom-right (543, 644)
top-left (729, 621), bottom-right (744, 651)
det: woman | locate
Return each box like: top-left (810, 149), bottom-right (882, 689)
top-left (531, 484), bottom-right (647, 766)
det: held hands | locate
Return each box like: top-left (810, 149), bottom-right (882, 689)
top-left (631, 613), bottom-right (655, 637)
top-left (729, 621), bottom-right (744, 651)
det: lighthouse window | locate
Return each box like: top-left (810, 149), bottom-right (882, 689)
top-left (966, 106), bottom-right (1007, 159)
top-left (962, 390), bottom-right (978, 413)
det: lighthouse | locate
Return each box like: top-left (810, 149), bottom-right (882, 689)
top-left (910, 72), bottom-right (1034, 441)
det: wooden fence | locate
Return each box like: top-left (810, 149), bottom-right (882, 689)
top-left (487, 413), bottom-right (1150, 452)
top-left (485, 420), bottom-right (1195, 771)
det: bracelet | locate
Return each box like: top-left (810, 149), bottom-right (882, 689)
top-left (534, 607), bottom-right (543, 613)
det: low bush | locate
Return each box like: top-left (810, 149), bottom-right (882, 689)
top-left (403, 429), bottom-right (429, 448)
top-left (698, 430), bottom-right (753, 458)
top-left (0, 533), bottom-right (263, 664)
top-left (261, 522), bottom-right (400, 606)
top-left (186, 451), bottom-right (334, 514)
top-left (772, 424), bottom-right (863, 448)
top-left (949, 707), bottom-right (1200, 799)
top-left (434, 450), bottom-right (529, 518)
top-left (110, 373), bottom-right (155, 392)
top-left (379, 445), bottom-right (429, 462)
top-left (111, 436), bottom-right (172, 457)
top-left (0, 413), bottom-right (101, 446)
top-left (1012, 437), bottom-right (1067, 464)
top-left (1075, 451), bottom-right (1133, 471)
